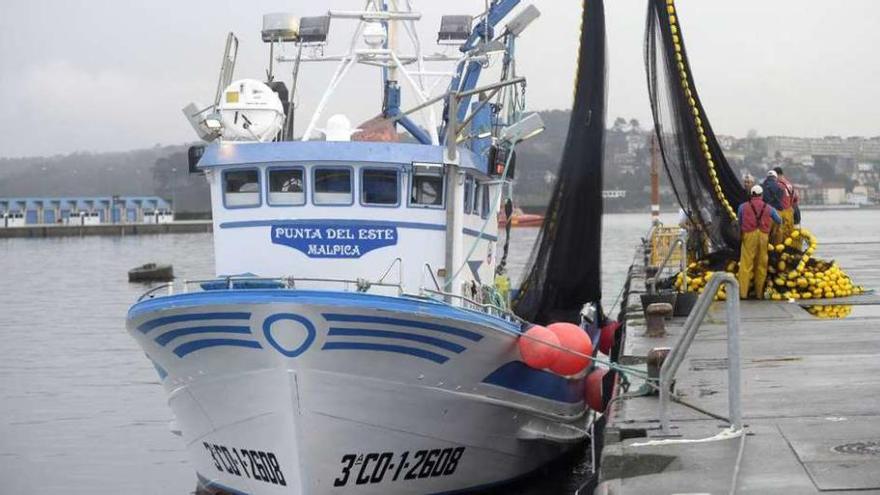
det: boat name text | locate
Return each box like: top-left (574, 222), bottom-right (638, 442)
top-left (271, 223), bottom-right (398, 258)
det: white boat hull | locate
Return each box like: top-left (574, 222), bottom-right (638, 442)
top-left (127, 289), bottom-right (588, 494)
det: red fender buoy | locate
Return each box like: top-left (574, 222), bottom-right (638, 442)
top-left (517, 325), bottom-right (561, 370)
top-left (547, 322), bottom-right (593, 376)
top-left (599, 320), bottom-right (622, 355)
top-left (585, 366), bottom-right (610, 411)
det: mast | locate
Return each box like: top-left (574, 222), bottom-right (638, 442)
top-left (650, 134), bottom-right (661, 225)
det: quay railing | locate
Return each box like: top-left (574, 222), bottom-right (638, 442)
top-left (649, 230), bottom-right (688, 293)
top-left (659, 272), bottom-right (742, 432)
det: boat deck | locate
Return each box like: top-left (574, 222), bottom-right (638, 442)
top-left (596, 240), bottom-right (880, 494)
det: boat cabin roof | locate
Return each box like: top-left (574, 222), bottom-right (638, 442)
top-left (198, 141), bottom-right (489, 176)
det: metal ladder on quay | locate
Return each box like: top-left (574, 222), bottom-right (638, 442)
top-left (653, 272), bottom-right (747, 495)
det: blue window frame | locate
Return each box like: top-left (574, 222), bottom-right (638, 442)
top-left (361, 168), bottom-right (400, 207)
top-left (408, 165), bottom-right (445, 209)
top-left (481, 184), bottom-right (490, 219)
top-left (471, 180), bottom-right (481, 216)
top-left (223, 168), bottom-right (261, 208)
top-left (313, 167), bottom-right (353, 206)
top-left (267, 167), bottom-right (306, 206)
top-left (463, 175), bottom-right (474, 214)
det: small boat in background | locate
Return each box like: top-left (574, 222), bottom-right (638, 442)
top-left (128, 263), bottom-right (174, 283)
top-left (498, 207), bottom-right (544, 228)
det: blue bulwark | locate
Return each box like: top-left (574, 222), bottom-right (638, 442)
top-left (482, 361), bottom-right (584, 404)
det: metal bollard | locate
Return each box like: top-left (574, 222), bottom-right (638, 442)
top-left (645, 302), bottom-right (673, 337)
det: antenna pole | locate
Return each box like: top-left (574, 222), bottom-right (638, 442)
top-left (285, 43), bottom-right (303, 140)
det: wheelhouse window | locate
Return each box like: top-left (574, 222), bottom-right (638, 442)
top-left (471, 180), bottom-right (481, 216)
top-left (224, 169), bottom-right (260, 207)
top-left (481, 183), bottom-right (491, 218)
top-left (361, 168), bottom-right (399, 206)
top-left (463, 175), bottom-right (474, 214)
top-left (267, 168), bottom-right (305, 206)
top-left (313, 168), bottom-right (352, 205)
top-left (410, 164), bottom-right (444, 208)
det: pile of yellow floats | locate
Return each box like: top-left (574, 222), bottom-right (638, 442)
top-left (674, 228), bottom-right (864, 301)
top-left (804, 304), bottom-right (853, 319)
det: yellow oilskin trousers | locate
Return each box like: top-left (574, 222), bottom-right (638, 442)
top-left (770, 217), bottom-right (784, 245)
top-left (738, 230), bottom-right (770, 299)
top-left (780, 208), bottom-right (795, 240)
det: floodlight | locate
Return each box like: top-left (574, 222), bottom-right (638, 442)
top-left (506, 5), bottom-right (541, 36)
top-left (499, 113), bottom-right (545, 143)
top-left (204, 113), bottom-right (222, 130)
top-left (262, 13), bottom-right (300, 43)
top-left (438, 15), bottom-right (472, 45)
top-left (298, 16), bottom-right (331, 44)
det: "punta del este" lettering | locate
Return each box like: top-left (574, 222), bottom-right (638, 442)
top-left (270, 223), bottom-right (398, 258)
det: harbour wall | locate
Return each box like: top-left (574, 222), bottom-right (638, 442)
top-left (0, 221), bottom-right (212, 238)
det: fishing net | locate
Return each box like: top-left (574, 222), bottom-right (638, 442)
top-left (512, 0), bottom-right (606, 324)
top-left (647, 0), bottom-right (865, 301)
top-left (644, 0), bottom-right (746, 256)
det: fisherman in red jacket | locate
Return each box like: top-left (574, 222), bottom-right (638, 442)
top-left (737, 185), bottom-right (782, 299)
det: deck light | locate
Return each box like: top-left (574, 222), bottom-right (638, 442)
top-left (438, 15), bottom-right (472, 45)
top-left (499, 112), bottom-right (544, 143)
top-left (203, 113), bottom-right (222, 130)
top-left (505, 5), bottom-right (541, 37)
top-left (262, 13), bottom-right (300, 43)
top-left (298, 16), bottom-right (331, 45)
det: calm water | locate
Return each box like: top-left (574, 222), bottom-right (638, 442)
top-left (0, 210), bottom-right (876, 493)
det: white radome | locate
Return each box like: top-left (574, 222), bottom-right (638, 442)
top-left (218, 79), bottom-right (285, 142)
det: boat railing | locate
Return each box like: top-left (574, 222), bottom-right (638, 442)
top-left (136, 275), bottom-right (405, 302)
top-left (136, 274), bottom-right (524, 327)
top-left (418, 287), bottom-right (524, 326)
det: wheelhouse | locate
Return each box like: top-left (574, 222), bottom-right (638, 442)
top-left (199, 140), bottom-right (502, 296)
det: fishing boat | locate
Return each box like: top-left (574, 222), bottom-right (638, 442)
top-left (128, 263), bottom-right (174, 283)
top-left (497, 207), bottom-right (544, 228)
top-left (126, 2), bottom-right (612, 493)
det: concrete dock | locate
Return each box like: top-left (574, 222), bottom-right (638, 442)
top-left (596, 240), bottom-right (880, 494)
top-left (0, 220), bottom-right (212, 238)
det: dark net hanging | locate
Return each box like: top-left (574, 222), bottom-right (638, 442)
top-left (645, 0), bottom-right (746, 255)
top-left (512, 0), bottom-right (606, 325)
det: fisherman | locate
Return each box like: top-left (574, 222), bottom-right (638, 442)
top-left (743, 173), bottom-right (755, 191)
top-left (737, 185), bottom-right (782, 299)
top-left (761, 170), bottom-right (786, 244)
top-left (774, 166), bottom-right (799, 234)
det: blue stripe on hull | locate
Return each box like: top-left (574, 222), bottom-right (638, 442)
top-left (155, 325), bottom-right (252, 346)
top-left (482, 361), bottom-right (584, 404)
top-left (322, 342), bottom-right (449, 364)
top-left (129, 290), bottom-right (519, 336)
top-left (323, 313), bottom-right (484, 342)
top-left (173, 338), bottom-right (263, 357)
top-left (327, 327), bottom-right (466, 353)
top-left (137, 312), bottom-right (251, 334)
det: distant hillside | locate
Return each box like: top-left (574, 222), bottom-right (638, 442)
top-left (0, 109), bottom-right (634, 213)
top-left (0, 144), bottom-right (210, 212)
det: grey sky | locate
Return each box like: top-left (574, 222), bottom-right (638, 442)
top-left (0, 0), bottom-right (877, 158)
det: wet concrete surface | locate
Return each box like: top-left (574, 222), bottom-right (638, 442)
top-left (596, 240), bottom-right (880, 494)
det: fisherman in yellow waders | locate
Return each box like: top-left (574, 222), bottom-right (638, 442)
top-left (737, 185), bottom-right (782, 299)
top-left (761, 170), bottom-right (786, 245)
top-left (774, 166), bottom-right (798, 239)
